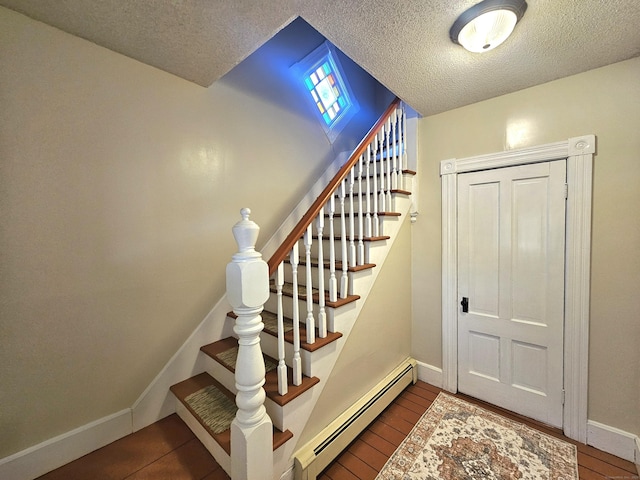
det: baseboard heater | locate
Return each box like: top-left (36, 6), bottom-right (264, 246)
top-left (293, 357), bottom-right (417, 480)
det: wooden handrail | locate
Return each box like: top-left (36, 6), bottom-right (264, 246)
top-left (267, 97), bottom-right (401, 275)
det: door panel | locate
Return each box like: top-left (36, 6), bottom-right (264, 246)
top-left (458, 160), bottom-right (566, 427)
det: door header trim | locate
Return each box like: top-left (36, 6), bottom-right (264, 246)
top-left (440, 135), bottom-right (595, 176)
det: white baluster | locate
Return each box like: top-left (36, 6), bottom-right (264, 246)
top-left (304, 225), bottom-right (315, 344)
top-left (290, 243), bottom-right (302, 386)
top-left (378, 127), bottom-right (386, 214)
top-left (365, 144), bottom-right (372, 238)
top-left (372, 135), bottom-right (380, 237)
top-left (357, 154), bottom-right (365, 266)
top-left (316, 208), bottom-right (327, 338)
top-left (328, 195), bottom-right (337, 303)
top-left (385, 118), bottom-right (392, 213)
top-left (275, 261), bottom-right (287, 396)
top-left (339, 180), bottom-right (348, 299)
top-left (227, 208), bottom-right (273, 480)
top-left (348, 168), bottom-right (356, 268)
top-left (401, 106), bottom-right (407, 191)
top-left (391, 110), bottom-right (399, 191)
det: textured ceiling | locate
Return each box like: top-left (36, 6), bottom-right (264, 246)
top-left (2, 0), bottom-right (639, 116)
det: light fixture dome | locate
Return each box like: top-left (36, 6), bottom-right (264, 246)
top-left (450, 0), bottom-right (527, 53)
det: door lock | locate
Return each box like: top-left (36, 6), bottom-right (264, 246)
top-left (461, 297), bottom-right (469, 313)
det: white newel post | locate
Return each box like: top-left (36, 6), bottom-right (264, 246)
top-left (226, 208), bottom-right (273, 480)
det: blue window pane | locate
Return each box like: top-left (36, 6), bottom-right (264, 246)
top-left (304, 77), bottom-right (314, 90)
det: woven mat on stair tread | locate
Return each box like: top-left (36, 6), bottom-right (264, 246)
top-left (262, 311), bottom-right (294, 334)
top-left (376, 392), bottom-right (579, 480)
top-left (276, 281), bottom-right (319, 297)
top-left (184, 386), bottom-right (237, 434)
top-left (214, 345), bottom-right (278, 374)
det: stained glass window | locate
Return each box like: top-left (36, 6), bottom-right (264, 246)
top-left (296, 42), bottom-right (358, 139)
top-left (304, 61), bottom-right (347, 127)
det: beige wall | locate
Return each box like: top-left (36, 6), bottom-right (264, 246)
top-left (411, 57), bottom-right (640, 435)
top-left (298, 218), bottom-right (413, 447)
top-left (0, 9), bottom-right (386, 458)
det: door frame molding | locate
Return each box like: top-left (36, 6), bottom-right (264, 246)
top-left (440, 135), bottom-right (595, 443)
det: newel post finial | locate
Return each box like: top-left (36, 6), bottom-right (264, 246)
top-left (226, 208), bottom-right (273, 480)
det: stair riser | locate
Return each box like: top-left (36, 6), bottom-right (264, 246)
top-left (316, 213), bottom-right (401, 239)
top-left (264, 291), bottom-right (342, 325)
top-left (200, 349), bottom-right (313, 433)
top-left (333, 176), bottom-right (402, 197)
top-left (331, 194), bottom-right (402, 215)
top-left (309, 237), bottom-right (389, 265)
top-left (281, 264), bottom-right (351, 293)
top-left (174, 400), bottom-right (231, 476)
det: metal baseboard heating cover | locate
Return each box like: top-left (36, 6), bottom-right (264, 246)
top-left (293, 357), bottom-right (417, 480)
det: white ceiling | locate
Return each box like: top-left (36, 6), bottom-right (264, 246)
top-left (2, 0), bottom-right (639, 116)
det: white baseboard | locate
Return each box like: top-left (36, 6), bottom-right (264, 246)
top-left (587, 419), bottom-right (639, 463)
top-left (0, 409), bottom-right (131, 480)
top-left (635, 436), bottom-right (640, 472)
top-left (416, 361), bottom-right (443, 388)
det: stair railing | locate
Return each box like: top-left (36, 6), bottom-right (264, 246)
top-left (265, 98), bottom-right (407, 395)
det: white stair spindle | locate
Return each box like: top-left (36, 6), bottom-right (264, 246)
top-left (316, 208), bottom-right (327, 338)
top-left (328, 195), bottom-right (337, 303)
top-left (357, 154), bottom-right (365, 266)
top-left (339, 180), bottom-right (348, 299)
top-left (226, 208), bottom-right (273, 480)
top-left (377, 128), bottom-right (386, 214)
top-left (372, 135), bottom-right (380, 237)
top-left (401, 106), bottom-right (407, 190)
top-left (304, 225), bottom-right (315, 344)
top-left (385, 118), bottom-right (392, 213)
top-left (275, 261), bottom-right (287, 396)
top-left (348, 167), bottom-right (356, 268)
top-left (365, 144), bottom-right (372, 238)
top-left (290, 243), bottom-right (302, 386)
top-left (391, 110), bottom-right (399, 191)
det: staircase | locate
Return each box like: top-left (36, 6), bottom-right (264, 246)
top-left (168, 98), bottom-right (415, 479)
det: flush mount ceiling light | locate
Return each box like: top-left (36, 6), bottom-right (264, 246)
top-left (450, 0), bottom-right (527, 53)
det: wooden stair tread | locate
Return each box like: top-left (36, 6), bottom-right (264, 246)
top-left (310, 235), bottom-right (391, 242)
top-left (269, 280), bottom-right (360, 308)
top-left (262, 310), bottom-right (343, 352)
top-left (325, 211), bottom-right (401, 217)
top-left (200, 337), bottom-right (321, 406)
top-left (226, 311), bottom-right (343, 352)
top-left (333, 189), bottom-right (411, 198)
top-left (170, 372), bottom-right (293, 453)
top-left (284, 258), bottom-right (376, 272)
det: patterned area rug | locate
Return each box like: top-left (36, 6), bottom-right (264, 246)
top-left (376, 393), bottom-right (578, 480)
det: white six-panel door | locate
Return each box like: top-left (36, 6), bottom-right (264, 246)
top-left (457, 160), bottom-right (566, 427)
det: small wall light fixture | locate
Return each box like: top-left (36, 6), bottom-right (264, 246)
top-left (450, 0), bottom-right (527, 53)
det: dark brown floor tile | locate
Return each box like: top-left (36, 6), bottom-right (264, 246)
top-left (337, 451), bottom-right (377, 480)
top-left (359, 430), bottom-right (396, 457)
top-left (321, 461), bottom-right (359, 480)
top-left (125, 438), bottom-right (219, 480)
top-left (37, 414), bottom-right (194, 480)
top-left (201, 464), bottom-right (230, 480)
